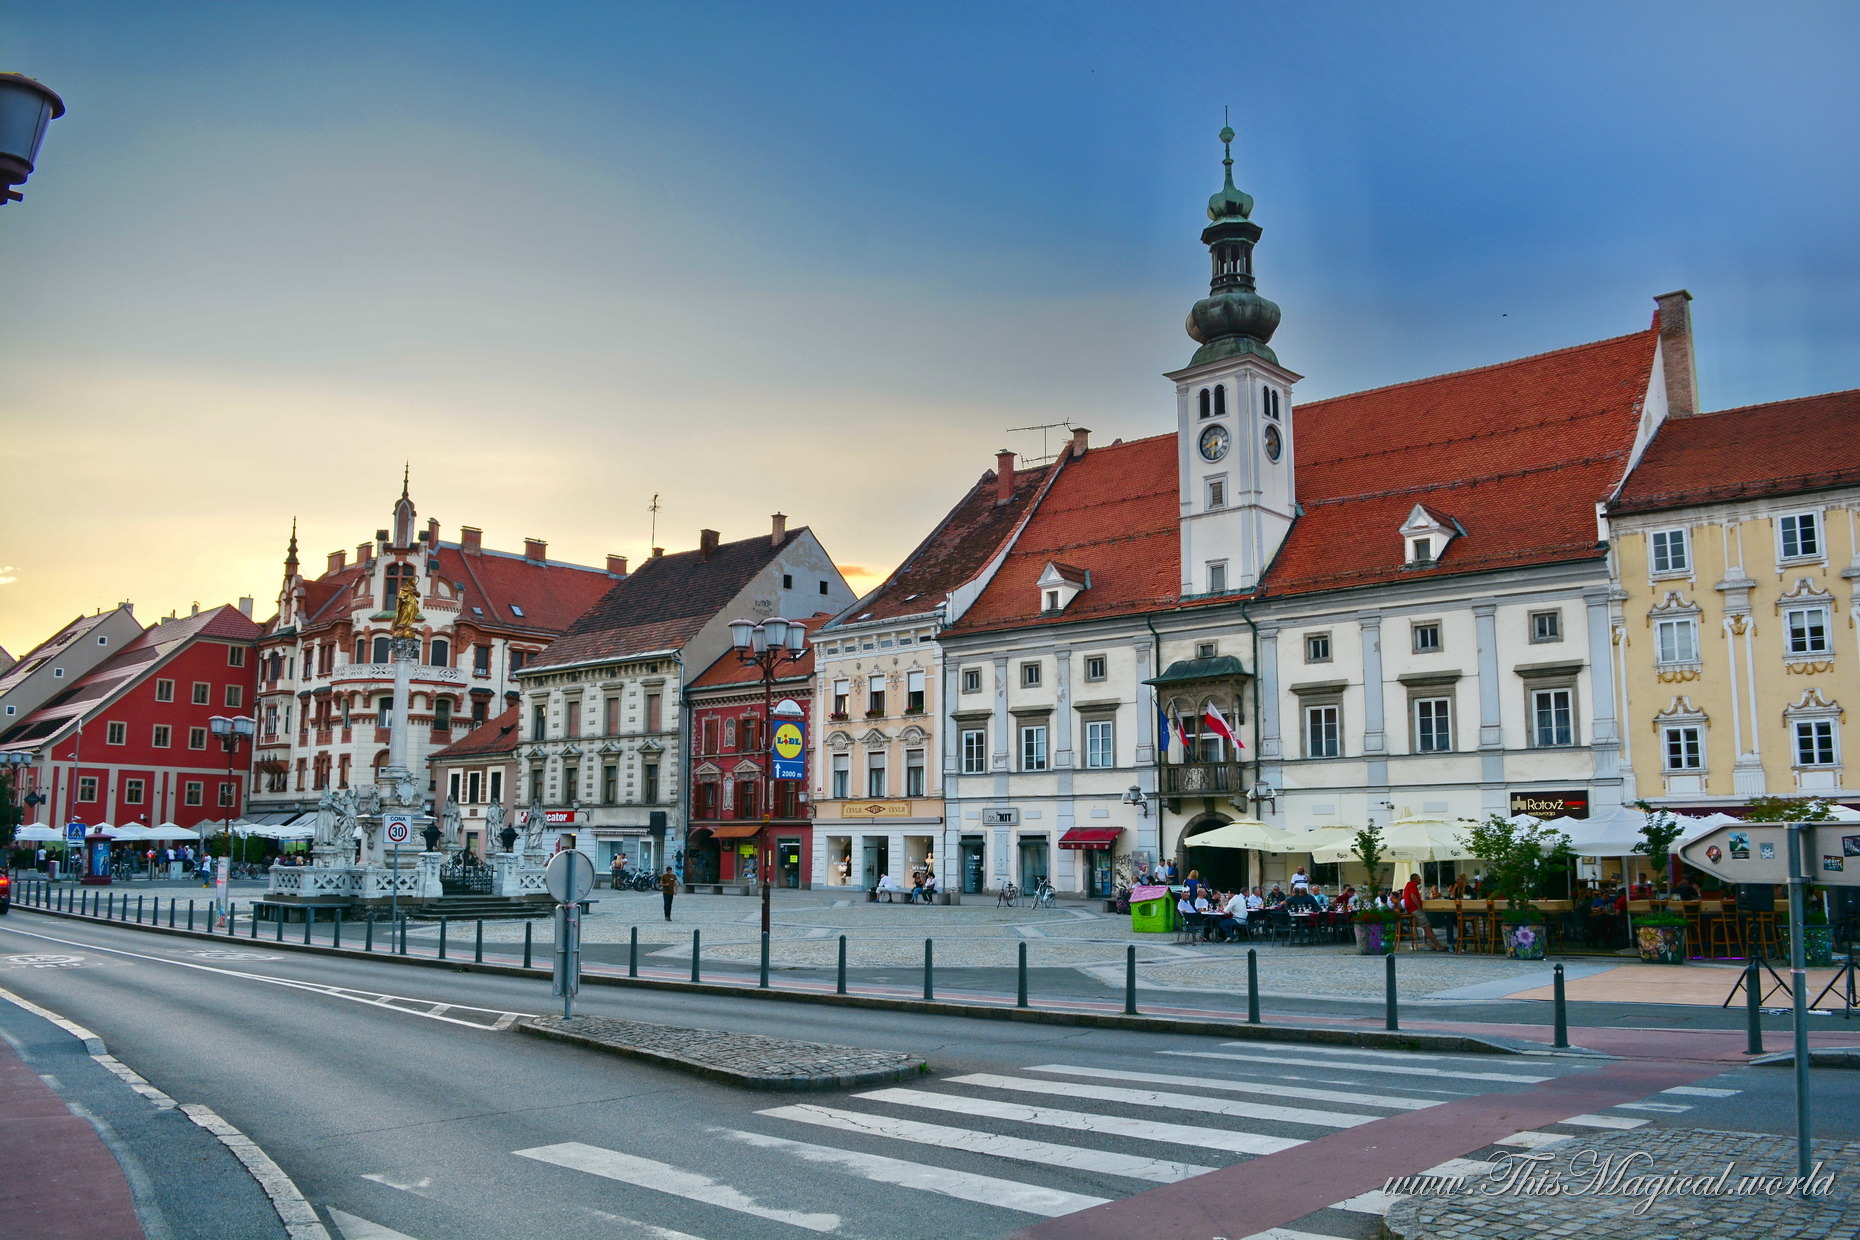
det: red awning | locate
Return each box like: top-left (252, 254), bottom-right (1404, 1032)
top-left (701, 823), bottom-right (764, 840)
top-left (1058, 827), bottom-right (1123, 850)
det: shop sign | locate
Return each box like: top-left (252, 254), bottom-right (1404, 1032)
top-left (771, 719), bottom-right (806, 781)
top-left (544, 810), bottom-right (579, 824)
top-left (1509, 790), bottom-right (1589, 820)
top-left (982, 808), bottom-right (1020, 826)
top-left (841, 800), bottom-right (910, 818)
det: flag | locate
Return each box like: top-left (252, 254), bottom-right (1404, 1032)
top-left (1156, 700), bottom-right (1171, 756)
top-left (1203, 703), bottom-right (1243, 749)
top-left (1173, 711), bottom-right (1194, 752)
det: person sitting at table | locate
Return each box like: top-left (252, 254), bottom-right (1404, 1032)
top-left (1402, 875), bottom-right (1449, 950)
top-left (1334, 884), bottom-right (1356, 913)
top-left (1175, 891), bottom-right (1197, 929)
top-left (1674, 877), bottom-right (1700, 901)
top-left (1308, 884), bottom-right (1330, 910)
top-left (1426, 884), bottom-right (1443, 901)
top-left (1245, 887), bottom-right (1265, 911)
top-left (1200, 892), bottom-right (1237, 941)
top-left (1284, 887), bottom-right (1319, 914)
top-left (1265, 883), bottom-right (1286, 906)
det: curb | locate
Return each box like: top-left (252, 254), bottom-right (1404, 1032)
top-left (518, 1018), bottom-right (929, 1090)
top-left (13, 903), bottom-right (1526, 1056)
top-left (1749, 1045), bottom-right (1860, 1070)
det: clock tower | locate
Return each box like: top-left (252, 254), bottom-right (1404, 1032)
top-left (1168, 127), bottom-right (1301, 596)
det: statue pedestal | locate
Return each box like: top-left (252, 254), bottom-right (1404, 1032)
top-left (492, 852), bottom-right (547, 898)
top-left (414, 851), bottom-right (444, 899)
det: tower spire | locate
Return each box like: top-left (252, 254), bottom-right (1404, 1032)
top-left (401, 461), bottom-right (410, 500)
top-left (284, 518), bottom-right (299, 573)
top-left (1184, 124), bottom-right (1280, 367)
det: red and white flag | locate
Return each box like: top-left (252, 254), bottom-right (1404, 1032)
top-left (1202, 703), bottom-right (1243, 749)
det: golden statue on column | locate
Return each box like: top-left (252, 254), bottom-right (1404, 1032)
top-left (391, 579), bottom-right (421, 636)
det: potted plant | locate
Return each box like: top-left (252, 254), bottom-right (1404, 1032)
top-left (1634, 910), bottom-right (1689, 964)
top-left (1352, 908), bottom-right (1398, 955)
top-left (1631, 800), bottom-right (1686, 891)
top-left (1780, 897), bottom-right (1835, 967)
top-left (1465, 813), bottom-right (1574, 961)
top-left (1351, 824), bottom-right (1387, 896)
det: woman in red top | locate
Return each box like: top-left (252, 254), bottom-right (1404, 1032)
top-left (1403, 875), bottom-right (1449, 950)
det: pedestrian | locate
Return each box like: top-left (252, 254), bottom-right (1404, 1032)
top-left (610, 854), bottom-right (624, 890)
top-left (659, 866), bottom-right (677, 921)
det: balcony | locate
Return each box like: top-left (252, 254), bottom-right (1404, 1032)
top-left (331, 662), bottom-right (466, 687)
top-left (1161, 762), bottom-right (1245, 796)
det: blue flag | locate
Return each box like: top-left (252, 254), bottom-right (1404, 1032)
top-left (1157, 699), bottom-right (1170, 757)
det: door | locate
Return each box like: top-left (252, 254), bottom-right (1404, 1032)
top-left (1018, 837), bottom-right (1049, 890)
top-left (862, 837), bottom-right (890, 889)
top-left (1086, 849), bottom-right (1113, 897)
top-left (961, 839), bottom-right (985, 893)
top-left (778, 838), bottom-right (802, 889)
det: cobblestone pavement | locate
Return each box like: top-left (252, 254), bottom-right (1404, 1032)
top-left (521, 1014), bottom-right (925, 1089)
top-left (1385, 1127), bottom-right (1860, 1239)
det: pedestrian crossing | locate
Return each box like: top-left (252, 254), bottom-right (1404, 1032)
top-left (339, 1045), bottom-right (1737, 1240)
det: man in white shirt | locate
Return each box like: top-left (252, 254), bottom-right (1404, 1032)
top-left (1245, 888), bottom-right (1264, 911)
top-left (1290, 866), bottom-right (1310, 892)
top-left (1309, 885), bottom-right (1330, 909)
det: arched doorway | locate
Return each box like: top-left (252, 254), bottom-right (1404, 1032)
top-left (1181, 814), bottom-right (1251, 891)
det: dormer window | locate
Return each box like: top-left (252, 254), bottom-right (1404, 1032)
top-left (1044, 590), bottom-right (1060, 611)
top-left (1036, 561), bottom-right (1090, 613)
top-left (1399, 503), bottom-right (1458, 569)
top-left (1409, 537), bottom-right (1432, 565)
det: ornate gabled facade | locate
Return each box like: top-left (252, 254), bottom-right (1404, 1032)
top-left (248, 480), bottom-right (623, 826)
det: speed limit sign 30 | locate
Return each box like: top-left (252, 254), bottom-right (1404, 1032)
top-left (383, 813), bottom-right (413, 845)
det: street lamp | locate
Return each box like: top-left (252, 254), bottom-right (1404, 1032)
top-left (0, 72), bottom-right (65, 206)
top-left (728, 618), bottom-right (808, 934)
top-left (209, 715), bottom-right (256, 877)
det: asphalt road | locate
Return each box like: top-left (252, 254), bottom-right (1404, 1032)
top-left (0, 906), bottom-right (1851, 1240)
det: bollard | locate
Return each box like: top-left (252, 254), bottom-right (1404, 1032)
top-left (1247, 948), bottom-right (1261, 1024)
top-left (1552, 963), bottom-right (1569, 1049)
top-left (691, 929), bottom-right (701, 983)
top-left (760, 931), bottom-right (770, 989)
top-left (1125, 944), bottom-right (1138, 1016)
top-left (1385, 952), bottom-right (1399, 1031)
top-left (275, 911), bottom-right (285, 942)
top-left (107, 894), bottom-right (115, 920)
top-left (138, 895), bottom-right (145, 923)
top-left (1017, 941), bottom-right (1029, 1008)
top-left (399, 916), bottom-right (408, 955)
top-left (924, 939), bottom-right (934, 1002)
top-left (188, 900), bottom-right (195, 932)
top-left (1747, 959), bottom-right (1764, 1055)
top-left (304, 908), bottom-right (315, 946)
top-left (523, 921), bottom-right (533, 969)
top-left (333, 911), bottom-right (343, 950)
top-left (837, 934), bottom-right (847, 995)
top-left (475, 919), bottom-right (483, 964)
top-left (168, 898), bottom-right (176, 928)
top-left (366, 915), bottom-right (375, 953)
top-left (439, 918), bottom-right (448, 961)
top-left (629, 926), bottom-right (639, 978)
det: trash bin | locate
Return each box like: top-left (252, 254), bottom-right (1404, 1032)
top-left (1131, 894), bottom-right (1175, 934)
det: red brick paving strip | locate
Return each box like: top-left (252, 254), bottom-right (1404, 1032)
top-left (0, 1041), bottom-right (142, 1240)
top-left (1014, 1059), bottom-right (1722, 1240)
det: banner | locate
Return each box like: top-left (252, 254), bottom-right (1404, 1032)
top-left (771, 718), bottom-right (806, 781)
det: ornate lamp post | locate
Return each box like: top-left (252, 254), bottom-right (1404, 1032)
top-left (208, 715), bottom-right (256, 872)
top-left (727, 616), bottom-right (808, 935)
top-left (0, 72), bottom-right (65, 206)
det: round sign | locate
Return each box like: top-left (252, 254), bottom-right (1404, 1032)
top-left (545, 849), bottom-right (594, 903)
top-left (772, 721), bottom-right (805, 761)
top-left (1706, 844), bottom-right (1722, 864)
top-left (385, 819), bottom-right (411, 844)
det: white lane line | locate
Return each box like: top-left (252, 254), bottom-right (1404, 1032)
top-left (715, 1128), bottom-right (1107, 1218)
top-left (1241, 1229), bottom-right (1357, 1240)
top-left (328, 1210), bottom-right (424, 1240)
top-left (1492, 1130), bottom-right (1573, 1149)
top-left (0, 982), bottom-right (107, 1053)
top-left (1027, 1063), bottom-right (1441, 1111)
top-left (1336, 1158), bottom-right (1497, 1215)
top-left (183, 1104), bottom-right (331, 1240)
top-left (1613, 1101), bottom-right (1691, 1113)
top-left (858, 1088), bottom-right (1303, 1156)
top-left (1161, 1049), bottom-right (1551, 1084)
top-left (758, 1103), bottom-right (1212, 1184)
top-left (514, 1142), bottom-right (840, 1233)
top-left (1662, 1085), bottom-right (1740, 1097)
top-left (581, 1207), bottom-right (714, 1240)
top-left (1561, 1113), bottom-right (1649, 1130)
top-left (944, 1074), bottom-right (1374, 1129)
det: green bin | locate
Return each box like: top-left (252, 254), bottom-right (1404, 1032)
top-left (1131, 896), bottom-right (1174, 934)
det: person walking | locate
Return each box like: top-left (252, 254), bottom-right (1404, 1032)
top-left (610, 854), bottom-right (624, 890)
top-left (659, 866), bottom-right (678, 921)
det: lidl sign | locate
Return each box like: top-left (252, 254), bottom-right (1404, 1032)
top-left (771, 720), bottom-right (806, 781)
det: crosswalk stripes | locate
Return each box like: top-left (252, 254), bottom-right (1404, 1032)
top-left (944, 1073), bottom-right (1380, 1128)
top-left (1493, 1130), bottom-right (1574, 1148)
top-left (1334, 1157), bottom-right (1504, 1215)
top-left (328, 1210), bottom-right (422, 1240)
top-left (513, 1142), bottom-right (843, 1232)
top-left (1160, 1048), bottom-right (1554, 1084)
top-left (1662, 1085), bottom-right (1740, 1097)
top-left (1024, 1063), bottom-right (1443, 1110)
top-left (856, 1086), bottom-right (1306, 1155)
top-left (1558, 1112), bottom-right (1650, 1129)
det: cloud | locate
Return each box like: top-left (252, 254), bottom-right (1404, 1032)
top-left (0, 567), bottom-right (16, 586)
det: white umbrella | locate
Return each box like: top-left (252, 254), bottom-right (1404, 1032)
top-left (1183, 818), bottom-right (1304, 853)
top-left (13, 825), bottom-right (62, 841)
top-left (111, 825), bottom-right (153, 841)
top-left (1351, 814), bottom-right (1475, 862)
top-left (143, 823), bottom-right (199, 839)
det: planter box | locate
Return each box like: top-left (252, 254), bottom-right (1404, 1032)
top-left (1780, 924), bottom-right (1835, 968)
top-left (1503, 922), bottom-right (1547, 960)
top-left (1636, 923), bottom-right (1687, 965)
top-left (1354, 921), bottom-right (1396, 955)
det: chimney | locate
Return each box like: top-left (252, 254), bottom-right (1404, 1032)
top-left (427, 517), bottom-right (440, 547)
top-left (651, 547), bottom-right (664, 559)
top-left (328, 550), bottom-right (347, 574)
top-left (995, 449), bottom-right (1016, 505)
top-left (699, 529), bottom-right (720, 560)
top-left (357, 543), bottom-right (373, 563)
top-left (524, 538), bottom-right (547, 561)
top-left (237, 597), bottom-right (253, 617)
top-left (1654, 290), bottom-right (1699, 418)
top-left (1069, 426), bottom-right (1091, 459)
top-left (190, 602), bottom-right (199, 617)
top-left (770, 513), bottom-right (787, 546)
top-left (460, 526), bottom-right (483, 553)
top-left (606, 554), bottom-right (629, 577)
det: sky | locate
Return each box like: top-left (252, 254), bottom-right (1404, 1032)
top-left (1, 1), bottom-right (1855, 653)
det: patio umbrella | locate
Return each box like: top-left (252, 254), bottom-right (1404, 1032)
top-left (1327, 814), bottom-right (1475, 862)
top-left (1182, 817), bottom-right (1304, 853)
top-left (143, 823), bottom-right (199, 839)
top-left (13, 825), bottom-right (62, 841)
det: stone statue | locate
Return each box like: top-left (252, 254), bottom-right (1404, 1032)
top-left (313, 787), bottom-right (341, 852)
top-left (522, 798), bottom-right (546, 854)
top-left (486, 799), bottom-right (505, 836)
top-left (391, 580), bottom-right (421, 637)
top-left (441, 799), bottom-right (463, 848)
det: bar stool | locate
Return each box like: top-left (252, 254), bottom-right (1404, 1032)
top-left (1681, 900), bottom-right (1705, 959)
top-left (1746, 912), bottom-right (1780, 960)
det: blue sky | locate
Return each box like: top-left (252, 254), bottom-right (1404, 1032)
top-left (1, 2), bottom-right (1855, 648)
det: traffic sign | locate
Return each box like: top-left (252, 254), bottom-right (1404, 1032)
top-left (545, 849), bottom-right (594, 903)
top-left (771, 718), bottom-right (806, 781)
top-left (1680, 823), bottom-right (1860, 886)
top-left (383, 814), bottom-right (412, 846)
top-left (64, 822), bottom-right (85, 841)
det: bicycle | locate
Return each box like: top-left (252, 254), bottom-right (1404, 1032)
top-left (1030, 878), bottom-right (1057, 911)
top-left (995, 882), bottom-right (1020, 908)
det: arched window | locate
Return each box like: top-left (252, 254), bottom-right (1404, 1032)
top-left (1263, 387), bottom-right (1281, 421)
top-left (1197, 388), bottom-right (1211, 419)
top-left (354, 639), bottom-right (367, 664)
top-left (1213, 385), bottom-right (1226, 417)
top-left (384, 561), bottom-right (415, 601)
top-left (429, 638), bottom-right (450, 667)
top-left (373, 636), bottom-right (392, 663)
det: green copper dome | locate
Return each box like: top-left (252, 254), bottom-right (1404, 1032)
top-left (1185, 125), bottom-right (1281, 367)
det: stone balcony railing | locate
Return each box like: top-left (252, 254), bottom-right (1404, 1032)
top-left (329, 663), bottom-right (467, 687)
top-left (1161, 761), bottom-right (1246, 795)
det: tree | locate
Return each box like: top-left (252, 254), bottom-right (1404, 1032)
top-left (1631, 800), bottom-right (1686, 882)
top-left (1741, 796), bottom-right (1835, 823)
top-left (1352, 824), bottom-right (1386, 893)
top-left (1463, 813), bottom-right (1575, 914)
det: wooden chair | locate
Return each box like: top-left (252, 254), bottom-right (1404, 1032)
top-left (1681, 900), bottom-right (1705, 959)
top-left (1746, 912), bottom-right (1780, 961)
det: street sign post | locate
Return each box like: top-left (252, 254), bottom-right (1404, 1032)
top-left (384, 813), bottom-right (413, 927)
top-left (546, 850), bottom-right (592, 1019)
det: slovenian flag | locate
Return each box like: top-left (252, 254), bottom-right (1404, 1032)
top-left (1203, 703), bottom-right (1243, 749)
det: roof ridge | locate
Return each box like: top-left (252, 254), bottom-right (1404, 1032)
top-left (1692, 387), bottom-right (1860, 419)
top-left (1298, 326), bottom-right (1657, 411)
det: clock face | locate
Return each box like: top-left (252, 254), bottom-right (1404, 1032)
top-left (1263, 424), bottom-right (1283, 462)
top-left (1197, 423), bottom-right (1230, 462)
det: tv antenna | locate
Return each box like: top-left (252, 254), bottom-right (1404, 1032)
top-left (648, 493), bottom-right (661, 547)
top-left (1005, 419), bottom-right (1074, 466)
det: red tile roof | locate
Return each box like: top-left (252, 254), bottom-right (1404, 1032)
top-left (689, 612), bottom-right (834, 689)
top-left (439, 545), bottom-right (616, 633)
top-left (428, 704), bottom-right (521, 760)
top-left (1610, 389), bottom-right (1860, 515)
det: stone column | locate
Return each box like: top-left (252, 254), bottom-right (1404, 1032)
top-left (1473, 604), bottom-right (1505, 814)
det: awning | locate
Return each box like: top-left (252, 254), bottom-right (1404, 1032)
top-left (1058, 827), bottom-right (1123, 850)
top-left (701, 823), bottom-right (764, 840)
top-left (1142, 656), bottom-right (1250, 687)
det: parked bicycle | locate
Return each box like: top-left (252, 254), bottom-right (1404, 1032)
top-left (995, 881), bottom-right (1020, 908)
top-left (1029, 876), bottom-right (1057, 910)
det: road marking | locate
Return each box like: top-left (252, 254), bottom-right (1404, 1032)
top-left (716, 1128), bottom-right (1108, 1217)
top-left (858, 1087), bottom-right (1303, 1155)
top-left (945, 1074), bottom-right (1376, 1129)
top-left (1241, 1229), bottom-right (1356, 1240)
top-left (1560, 1113), bottom-right (1649, 1130)
top-left (1613, 1101), bottom-right (1691, 1113)
top-left (581, 1207), bottom-right (714, 1240)
top-left (1336, 1158), bottom-right (1497, 1214)
top-left (1221, 1041), bottom-right (1498, 1065)
top-left (359, 1174), bottom-right (435, 1197)
top-left (1492, 1130), bottom-right (1573, 1148)
top-left (329, 1210), bottom-right (423, 1240)
top-left (758, 1103), bottom-right (1213, 1184)
top-left (1161, 1049), bottom-right (1552, 1084)
top-left (1027, 1063), bottom-right (1442, 1111)
top-left (515, 1142), bottom-right (841, 1233)
top-left (1662, 1085), bottom-right (1740, 1097)
top-left (183, 1103), bottom-right (331, 1239)
top-left (0, 983), bottom-right (106, 1052)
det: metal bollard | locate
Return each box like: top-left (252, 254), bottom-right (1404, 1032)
top-left (475, 919), bottom-right (483, 964)
top-left (138, 895), bottom-right (145, 923)
top-left (1385, 952), bottom-right (1399, 1031)
top-left (1017, 941), bottom-right (1029, 1008)
top-left (107, 893), bottom-right (114, 920)
top-left (334, 911), bottom-right (343, 950)
top-left (692, 929), bottom-right (701, 983)
top-left (1124, 944), bottom-right (1138, 1016)
top-left (304, 908), bottom-right (315, 946)
top-left (439, 918), bottom-right (448, 960)
top-left (188, 900), bottom-right (195, 932)
top-left (837, 934), bottom-right (847, 995)
top-left (1552, 963), bottom-right (1569, 1049)
top-left (523, 921), bottom-right (532, 969)
top-left (1747, 959), bottom-right (1764, 1055)
top-left (629, 925), bottom-right (638, 978)
top-left (924, 939), bottom-right (934, 1002)
top-left (230, 904), bottom-right (239, 937)
top-left (275, 910), bottom-right (285, 941)
top-left (760, 931), bottom-right (770, 989)
top-left (1247, 948), bottom-right (1261, 1023)
top-left (366, 915), bottom-right (375, 953)
top-left (168, 898), bottom-right (176, 928)
top-left (398, 916), bottom-right (408, 955)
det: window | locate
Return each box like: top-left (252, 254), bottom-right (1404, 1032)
top-left (563, 765), bottom-right (579, 801)
top-left (1084, 655), bottom-right (1107, 682)
top-left (905, 749), bottom-right (926, 797)
top-left (1207, 561), bottom-right (1227, 593)
top-left (1409, 537), bottom-right (1433, 565)
top-left (603, 697), bottom-right (620, 735)
top-left (531, 704), bottom-right (546, 739)
top-left (819, 580), bottom-right (831, 595)
top-left (1021, 662), bottom-right (1042, 688)
top-left (509, 650), bottom-right (529, 674)
top-left (566, 701), bottom-right (582, 738)
top-left (192, 682), bottom-right (211, 705)
top-left (467, 771), bottom-right (482, 803)
top-left (602, 765), bottom-right (618, 804)
top-left (529, 768), bottom-right (544, 802)
top-left (1412, 622), bottom-right (1442, 653)
top-left (1044, 590), bottom-right (1060, 611)
top-left (372, 635), bottom-right (392, 663)
top-left (1795, 720), bottom-right (1837, 766)
top-left (960, 729), bottom-right (987, 774)
top-left (644, 693), bottom-right (661, 732)
top-left (106, 721), bottom-right (127, 745)
top-left (962, 668), bottom-right (982, 694)
top-left (430, 638), bottom-right (450, 667)
top-left (1656, 617), bottom-right (1699, 664)
top-left (152, 725), bottom-right (171, 748)
top-left (733, 779), bottom-right (757, 818)
top-left (1785, 607), bottom-right (1831, 656)
top-left (226, 645), bottom-right (245, 666)
top-left (434, 699), bottom-right (452, 732)
top-left (741, 715), bottom-right (760, 753)
top-left (52, 668), bottom-right (62, 679)
top-left (1085, 719), bottom-right (1114, 768)
top-left (1020, 724), bottom-right (1049, 772)
top-left (702, 718), bottom-right (721, 753)
top-left (155, 679), bottom-right (174, 703)
top-left (474, 645), bottom-right (491, 675)
top-left (509, 605), bottom-right (525, 618)
top-left (218, 781), bottom-right (236, 807)
top-left (1531, 688), bottom-right (1574, 747)
top-left (1206, 477), bottom-right (1226, 510)
top-left (355, 639), bottom-right (368, 664)
top-left (1664, 726), bottom-right (1703, 771)
top-left (183, 781), bottom-right (203, 806)
top-left (1414, 698), bottom-right (1452, 753)
top-left (123, 778), bottom-right (144, 805)
top-left (449, 771), bottom-right (463, 802)
top-left (782, 574), bottom-right (793, 589)
top-left (1650, 528), bottom-right (1689, 574)
top-left (867, 674), bottom-right (886, 716)
top-left (1196, 642), bottom-right (1217, 659)
top-left (831, 679), bottom-right (850, 716)
top-left (1304, 705), bottom-right (1340, 758)
top-left (1198, 387), bottom-right (1212, 419)
top-left (224, 684), bottom-right (242, 707)
top-left (831, 753), bottom-right (851, 798)
top-left (866, 754), bottom-right (887, 797)
top-left (1263, 387), bottom-right (1281, 421)
top-left (1214, 384), bottom-right (1226, 417)
top-left (489, 770), bottom-right (503, 803)
top-left (907, 669), bottom-right (925, 712)
top-left (78, 776), bottom-right (99, 802)
top-left (1780, 512), bottom-right (1821, 560)
top-left (1305, 633), bottom-right (1331, 663)
top-left (189, 727), bottom-right (207, 750)
top-left (1530, 611), bottom-right (1562, 643)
